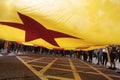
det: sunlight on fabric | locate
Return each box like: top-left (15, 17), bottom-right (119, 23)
top-left (0, 0), bottom-right (120, 50)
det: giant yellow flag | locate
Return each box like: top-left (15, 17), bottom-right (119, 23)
top-left (0, 0), bottom-right (120, 50)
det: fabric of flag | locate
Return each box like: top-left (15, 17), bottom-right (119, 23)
top-left (0, 0), bottom-right (120, 50)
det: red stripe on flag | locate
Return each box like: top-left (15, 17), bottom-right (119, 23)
top-left (76, 46), bottom-right (89, 50)
top-left (53, 48), bottom-right (64, 50)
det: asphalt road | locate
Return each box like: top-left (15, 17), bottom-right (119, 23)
top-left (0, 54), bottom-right (120, 80)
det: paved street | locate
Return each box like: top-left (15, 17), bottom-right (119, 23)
top-left (0, 54), bottom-right (120, 80)
top-left (0, 56), bottom-right (40, 80)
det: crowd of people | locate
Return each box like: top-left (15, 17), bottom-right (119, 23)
top-left (0, 40), bottom-right (120, 70)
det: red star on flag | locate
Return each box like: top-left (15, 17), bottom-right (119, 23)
top-left (0, 12), bottom-right (80, 46)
